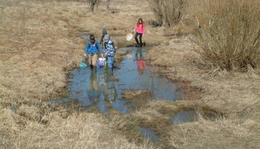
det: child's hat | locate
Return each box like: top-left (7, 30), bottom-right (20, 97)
top-left (104, 34), bottom-right (110, 41)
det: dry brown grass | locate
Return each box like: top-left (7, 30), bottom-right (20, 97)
top-left (145, 26), bottom-right (260, 148)
top-left (0, 0), bottom-right (88, 106)
top-left (0, 107), bottom-right (155, 149)
top-left (169, 108), bottom-right (260, 149)
top-left (187, 0), bottom-right (260, 71)
top-left (2, 0), bottom-right (260, 148)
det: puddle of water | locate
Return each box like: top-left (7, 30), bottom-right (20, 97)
top-left (115, 47), bottom-right (182, 101)
top-left (140, 127), bottom-right (160, 142)
top-left (52, 47), bottom-right (182, 114)
top-left (170, 111), bottom-right (197, 124)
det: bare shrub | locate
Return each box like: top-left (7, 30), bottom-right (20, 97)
top-left (85, 0), bottom-right (101, 11)
top-left (148, 0), bottom-right (184, 27)
top-left (188, 0), bottom-right (260, 71)
top-left (106, 0), bottom-right (111, 10)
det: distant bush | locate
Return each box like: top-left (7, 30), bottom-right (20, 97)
top-left (78, 0), bottom-right (101, 11)
top-left (188, 0), bottom-right (260, 71)
top-left (148, 0), bottom-right (184, 27)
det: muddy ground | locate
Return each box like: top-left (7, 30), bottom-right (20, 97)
top-left (1, 0), bottom-right (260, 148)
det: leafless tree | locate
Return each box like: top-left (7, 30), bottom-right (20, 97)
top-left (106, 0), bottom-right (111, 10)
top-left (149, 0), bottom-right (184, 27)
top-left (85, 0), bottom-right (101, 11)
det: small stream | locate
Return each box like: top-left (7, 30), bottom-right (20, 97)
top-left (51, 46), bottom-right (197, 142)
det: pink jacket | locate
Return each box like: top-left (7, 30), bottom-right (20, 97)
top-left (136, 60), bottom-right (145, 70)
top-left (135, 23), bottom-right (145, 35)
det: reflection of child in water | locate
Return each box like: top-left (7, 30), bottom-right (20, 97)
top-left (99, 70), bottom-right (130, 114)
top-left (137, 58), bottom-right (145, 75)
top-left (103, 70), bottom-right (117, 102)
top-left (135, 49), bottom-right (146, 75)
top-left (88, 70), bottom-right (100, 105)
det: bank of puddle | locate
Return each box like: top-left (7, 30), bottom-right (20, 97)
top-left (52, 46), bottom-right (198, 142)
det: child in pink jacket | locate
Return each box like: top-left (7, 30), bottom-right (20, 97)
top-left (133, 18), bottom-right (145, 47)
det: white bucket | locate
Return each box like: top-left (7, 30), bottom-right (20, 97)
top-left (98, 58), bottom-right (106, 68)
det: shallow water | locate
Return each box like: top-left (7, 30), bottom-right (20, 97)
top-left (52, 47), bottom-right (183, 114)
top-left (170, 111), bottom-right (197, 124)
top-left (140, 127), bottom-right (161, 142)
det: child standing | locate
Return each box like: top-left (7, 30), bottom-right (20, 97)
top-left (99, 29), bottom-right (108, 49)
top-left (84, 34), bottom-right (103, 70)
top-left (133, 18), bottom-right (145, 47)
top-left (103, 34), bottom-right (117, 70)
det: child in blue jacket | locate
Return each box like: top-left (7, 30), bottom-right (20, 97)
top-left (84, 34), bottom-right (103, 70)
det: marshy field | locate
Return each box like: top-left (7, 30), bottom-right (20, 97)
top-left (0, 0), bottom-right (260, 148)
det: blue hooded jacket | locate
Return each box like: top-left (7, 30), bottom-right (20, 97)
top-left (85, 40), bottom-right (103, 55)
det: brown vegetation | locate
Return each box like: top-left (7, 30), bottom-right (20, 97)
top-left (1, 0), bottom-right (260, 148)
top-left (145, 35), bottom-right (260, 148)
top-left (188, 0), bottom-right (260, 71)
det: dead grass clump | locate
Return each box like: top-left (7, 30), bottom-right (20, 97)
top-left (169, 114), bottom-right (260, 149)
top-left (16, 105), bottom-right (41, 122)
top-left (122, 90), bottom-right (152, 100)
top-left (0, 108), bottom-right (154, 149)
top-left (157, 105), bottom-right (179, 116)
top-left (188, 0), bottom-right (260, 71)
top-left (175, 78), bottom-right (202, 100)
top-left (108, 112), bottom-right (173, 148)
top-left (121, 90), bottom-right (152, 110)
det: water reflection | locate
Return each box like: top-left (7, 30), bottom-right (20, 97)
top-left (101, 69), bottom-right (130, 114)
top-left (87, 70), bottom-right (107, 113)
top-left (86, 69), bottom-right (130, 114)
top-left (135, 48), bottom-right (145, 75)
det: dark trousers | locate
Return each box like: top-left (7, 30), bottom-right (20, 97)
top-left (135, 32), bottom-right (143, 46)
